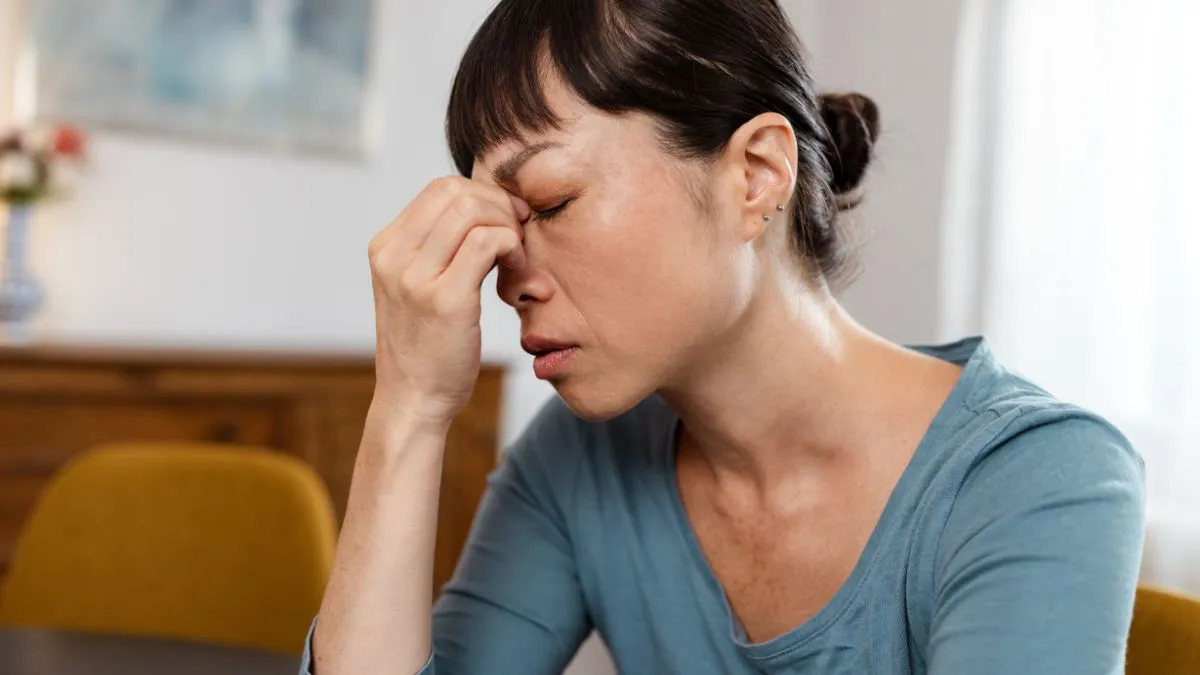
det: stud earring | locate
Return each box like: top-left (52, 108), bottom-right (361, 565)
top-left (776, 204), bottom-right (785, 212)
top-left (762, 214), bottom-right (771, 222)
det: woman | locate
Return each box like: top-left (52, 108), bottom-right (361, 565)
top-left (309, 0), bottom-right (1145, 673)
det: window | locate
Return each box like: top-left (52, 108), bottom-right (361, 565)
top-left (947, 0), bottom-right (1200, 546)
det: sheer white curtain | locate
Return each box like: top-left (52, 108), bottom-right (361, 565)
top-left (949, 1), bottom-right (1200, 591)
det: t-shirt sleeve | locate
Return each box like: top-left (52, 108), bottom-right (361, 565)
top-left (928, 414), bottom-right (1146, 675)
top-left (298, 399), bottom-right (591, 675)
top-left (300, 619), bottom-right (434, 675)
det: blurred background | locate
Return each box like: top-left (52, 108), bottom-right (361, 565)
top-left (0, 1), bottom-right (1196, 673)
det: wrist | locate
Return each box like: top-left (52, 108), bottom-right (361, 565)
top-left (365, 393), bottom-right (454, 446)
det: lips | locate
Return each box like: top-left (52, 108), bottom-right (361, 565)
top-left (521, 335), bottom-right (577, 357)
top-left (522, 334), bottom-right (580, 380)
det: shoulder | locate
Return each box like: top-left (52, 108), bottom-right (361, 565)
top-left (906, 339), bottom-right (1146, 564)
top-left (917, 338), bottom-right (1144, 497)
top-left (958, 357), bottom-right (1145, 496)
top-left (954, 402), bottom-right (1145, 527)
top-left (932, 358), bottom-right (1146, 568)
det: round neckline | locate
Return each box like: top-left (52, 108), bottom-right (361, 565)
top-left (656, 337), bottom-right (990, 665)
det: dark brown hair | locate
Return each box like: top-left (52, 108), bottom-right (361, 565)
top-left (446, 0), bottom-right (880, 286)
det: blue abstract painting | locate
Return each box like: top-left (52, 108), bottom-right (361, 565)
top-left (30, 0), bottom-right (373, 156)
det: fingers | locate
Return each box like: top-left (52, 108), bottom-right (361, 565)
top-left (380, 177), bottom-right (468, 254)
top-left (369, 177), bottom-right (532, 319)
top-left (411, 192), bottom-right (526, 280)
top-left (375, 178), bottom-right (525, 268)
top-left (436, 225), bottom-right (523, 307)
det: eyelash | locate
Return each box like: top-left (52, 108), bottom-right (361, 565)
top-left (532, 198), bottom-right (573, 222)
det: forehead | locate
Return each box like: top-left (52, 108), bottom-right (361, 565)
top-left (471, 74), bottom-right (587, 181)
top-left (471, 112), bottom-right (670, 189)
top-left (468, 72), bottom-right (682, 187)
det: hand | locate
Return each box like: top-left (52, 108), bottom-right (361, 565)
top-left (367, 176), bottom-right (530, 425)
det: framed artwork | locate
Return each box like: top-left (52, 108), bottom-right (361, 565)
top-left (25, 0), bottom-right (374, 156)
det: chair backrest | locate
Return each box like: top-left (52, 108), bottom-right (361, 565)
top-left (0, 442), bottom-right (336, 654)
top-left (1127, 585), bottom-right (1200, 675)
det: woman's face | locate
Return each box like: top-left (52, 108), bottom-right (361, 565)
top-left (474, 80), bottom-right (762, 421)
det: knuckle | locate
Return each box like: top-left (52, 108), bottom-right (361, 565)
top-left (398, 268), bottom-right (426, 298)
top-left (367, 237), bottom-right (385, 262)
top-left (450, 192), bottom-right (486, 220)
top-left (368, 246), bottom-right (390, 271)
top-left (368, 223), bottom-right (392, 250)
top-left (427, 176), bottom-right (463, 196)
top-left (490, 229), bottom-right (517, 255)
top-left (411, 286), bottom-right (435, 308)
top-left (463, 226), bottom-right (494, 251)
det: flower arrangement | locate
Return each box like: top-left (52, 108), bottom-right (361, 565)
top-left (0, 122), bottom-right (88, 204)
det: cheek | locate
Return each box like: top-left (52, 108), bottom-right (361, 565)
top-left (547, 176), bottom-right (734, 355)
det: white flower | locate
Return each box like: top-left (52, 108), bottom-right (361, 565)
top-left (21, 126), bottom-right (53, 156)
top-left (0, 152), bottom-right (38, 191)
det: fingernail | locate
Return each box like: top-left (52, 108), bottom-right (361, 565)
top-left (510, 194), bottom-right (531, 222)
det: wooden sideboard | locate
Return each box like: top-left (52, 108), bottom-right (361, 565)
top-left (0, 343), bottom-right (503, 592)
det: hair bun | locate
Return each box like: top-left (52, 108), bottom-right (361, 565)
top-left (819, 92), bottom-right (880, 203)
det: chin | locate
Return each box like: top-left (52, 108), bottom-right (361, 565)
top-left (550, 374), bottom-right (650, 423)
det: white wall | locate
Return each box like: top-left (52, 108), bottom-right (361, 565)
top-left (787, 0), bottom-right (824, 60)
top-left (817, 0), bottom-right (966, 345)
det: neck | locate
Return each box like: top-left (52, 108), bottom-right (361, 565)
top-left (658, 276), bottom-right (944, 497)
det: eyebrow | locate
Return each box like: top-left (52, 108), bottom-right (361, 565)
top-left (491, 141), bottom-right (562, 187)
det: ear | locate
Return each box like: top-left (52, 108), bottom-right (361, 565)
top-left (721, 112), bottom-right (798, 241)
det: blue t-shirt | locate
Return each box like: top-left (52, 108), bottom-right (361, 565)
top-left (302, 337), bottom-right (1145, 674)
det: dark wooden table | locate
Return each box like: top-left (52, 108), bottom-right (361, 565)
top-left (0, 629), bottom-right (299, 675)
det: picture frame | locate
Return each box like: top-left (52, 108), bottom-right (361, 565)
top-left (21, 0), bottom-right (376, 158)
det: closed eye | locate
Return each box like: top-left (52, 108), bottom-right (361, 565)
top-left (533, 198), bottom-right (573, 222)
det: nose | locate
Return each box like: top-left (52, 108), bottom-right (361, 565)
top-left (497, 259), bottom-right (554, 310)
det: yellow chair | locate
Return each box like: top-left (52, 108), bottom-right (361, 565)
top-left (0, 442), bottom-right (336, 655)
top-left (1127, 585), bottom-right (1200, 675)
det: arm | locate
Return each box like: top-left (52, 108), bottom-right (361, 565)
top-left (308, 396), bottom-right (590, 675)
top-left (311, 405), bottom-right (451, 674)
top-left (309, 176), bottom-right (541, 675)
top-left (928, 415), bottom-right (1146, 674)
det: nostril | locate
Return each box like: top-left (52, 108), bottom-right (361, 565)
top-left (519, 293), bottom-right (537, 304)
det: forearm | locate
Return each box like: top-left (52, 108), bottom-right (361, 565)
top-left (313, 400), bottom-right (451, 675)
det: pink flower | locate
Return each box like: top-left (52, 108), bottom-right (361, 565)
top-left (1, 121), bottom-right (88, 203)
top-left (52, 125), bottom-right (87, 158)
